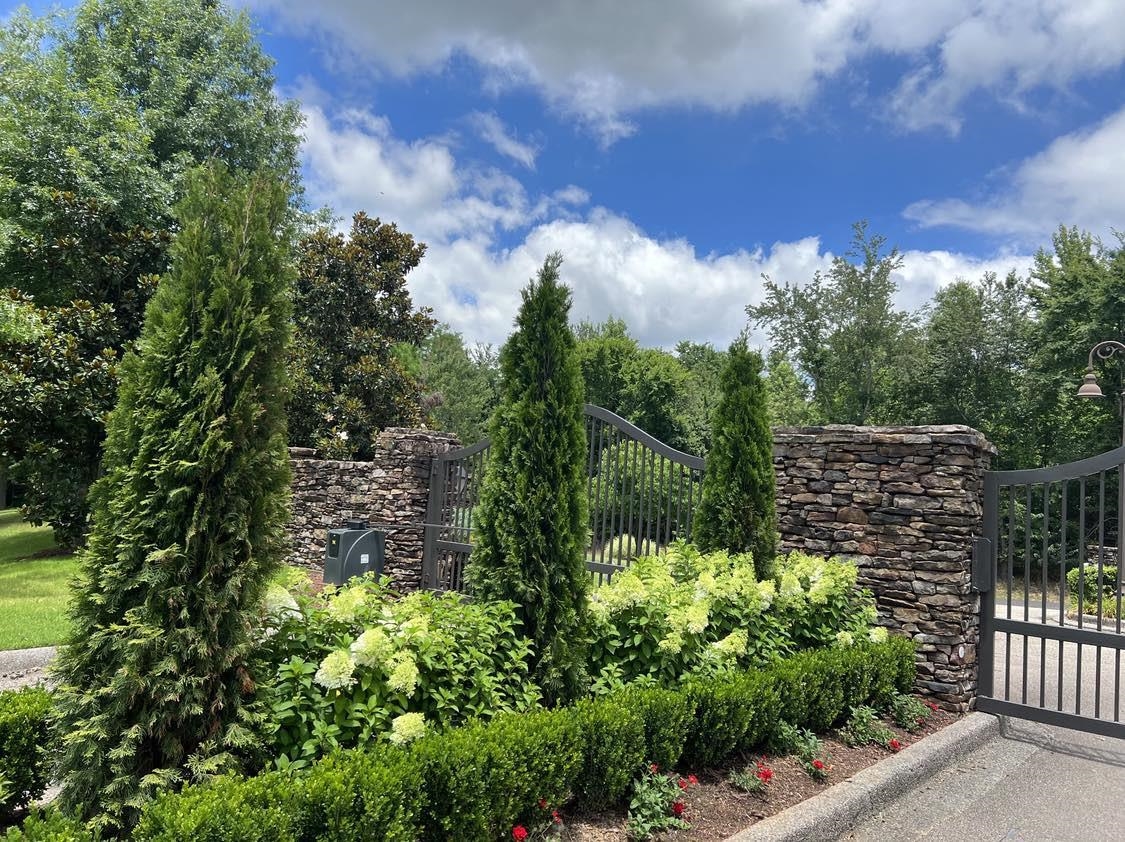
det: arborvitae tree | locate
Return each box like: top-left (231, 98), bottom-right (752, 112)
top-left (694, 335), bottom-right (778, 579)
top-left (51, 165), bottom-right (293, 831)
top-left (468, 253), bottom-right (590, 706)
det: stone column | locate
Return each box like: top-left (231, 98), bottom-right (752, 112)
top-left (368, 428), bottom-right (459, 592)
top-left (772, 425), bottom-right (995, 711)
top-left (286, 429), bottom-right (459, 591)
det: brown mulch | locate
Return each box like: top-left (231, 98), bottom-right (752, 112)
top-left (560, 702), bottom-right (959, 841)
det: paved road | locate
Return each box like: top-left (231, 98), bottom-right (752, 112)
top-left (842, 721), bottom-right (1125, 842)
top-left (845, 611), bottom-right (1125, 842)
top-left (0, 645), bottom-right (55, 691)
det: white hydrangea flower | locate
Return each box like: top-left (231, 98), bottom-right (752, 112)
top-left (711, 629), bottom-right (748, 659)
top-left (315, 650), bottom-right (356, 690)
top-left (388, 712), bottom-right (427, 745)
top-left (263, 584), bottom-right (300, 623)
top-left (337, 430), bottom-right (349, 441)
top-left (835, 631), bottom-right (855, 647)
top-left (328, 586), bottom-right (367, 623)
top-left (401, 614), bottom-right (430, 641)
top-left (808, 575), bottom-right (833, 605)
top-left (386, 652), bottom-right (420, 696)
top-left (757, 580), bottom-right (775, 610)
top-left (658, 630), bottom-right (684, 654)
top-left (780, 572), bottom-right (803, 600)
top-left (868, 626), bottom-right (889, 644)
top-left (685, 600), bottom-right (710, 635)
top-left (350, 627), bottom-right (393, 668)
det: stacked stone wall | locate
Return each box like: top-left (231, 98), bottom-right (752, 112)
top-left (287, 428), bottom-right (459, 592)
top-left (773, 425), bottom-right (994, 711)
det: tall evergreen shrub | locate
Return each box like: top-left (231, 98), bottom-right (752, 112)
top-left (468, 253), bottom-right (590, 706)
top-left (695, 335), bottom-right (778, 579)
top-left (51, 165), bottom-right (294, 831)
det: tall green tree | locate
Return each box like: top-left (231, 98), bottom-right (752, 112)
top-left (675, 340), bottom-right (727, 454)
top-left (412, 325), bottom-right (500, 445)
top-left (748, 222), bottom-right (914, 424)
top-left (288, 213), bottom-right (435, 460)
top-left (1028, 227), bottom-right (1125, 463)
top-left (51, 166), bottom-right (294, 831)
top-left (764, 349), bottom-right (818, 427)
top-left (468, 253), bottom-right (590, 706)
top-left (0, 0), bottom-right (302, 545)
top-left (694, 336), bottom-right (777, 579)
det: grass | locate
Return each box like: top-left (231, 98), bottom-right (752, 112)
top-left (0, 508), bottom-right (77, 650)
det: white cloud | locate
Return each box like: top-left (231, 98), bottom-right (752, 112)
top-left (469, 111), bottom-right (538, 169)
top-left (299, 96), bottom-right (1030, 348)
top-left (252, 0), bottom-right (1125, 139)
top-left (895, 249), bottom-right (1032, 312)
top-left (904, 106), bottom-right (1125, 241)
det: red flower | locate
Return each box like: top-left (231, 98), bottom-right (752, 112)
top-left (650, 763), bottom-right (659, 773)
top-left (672, 801), bottom-right (686, 818)
top-left (687, 774), bottom-right (699, 785)
top-left (677, 777), bottom-right (688, 790)
top-left (812, 759), bottom-right (825, 771)
top-left (537, 798), bottom-right (548, 810)
top-left (889, 739), bottom-right (902, 752)
top-left (552, 810), bottom-right (562, 825)
top-left (926, 701), bottom-right (939, 712)
top-left (756, 764), bottom-right (774, 784)
top-left (512, 826), bottom-right (528, 841)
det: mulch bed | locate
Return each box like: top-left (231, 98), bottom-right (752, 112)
top-left (562, 702), bottom-right (959, 841)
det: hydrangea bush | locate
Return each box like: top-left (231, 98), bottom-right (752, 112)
top-left (587, 542), bottom-right (876, 688)
top-left (252, 577), bottom-right (540, 768)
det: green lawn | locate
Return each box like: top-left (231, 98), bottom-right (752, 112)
top-left (0, 508), bottom-right (77, 650)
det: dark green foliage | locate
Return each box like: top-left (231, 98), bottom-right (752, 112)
top-left (694, 336), bottom-right (778, 579)
top-left (468, 253), bottom-right (591, 705)
top-left (288, 214), bottom-right (435, 460)
top-left (0, 0), bottom-right (302, 548)
top-left (101, 638), bottom-right (914, 841)
top-left (0, 294), bottom-right (121, 548)
top-left (413, 709), bottom-right (583, 842)
top-left (412, 325), bottom-right (500, 445)
top-left (612, 687), bottom-right (695, 771)
top-left (50, 166), bottom-right (294, 831)
top-left (0, 688), bottom-right (52, 819)
top-left (568, 699), bottom-right (646, 809)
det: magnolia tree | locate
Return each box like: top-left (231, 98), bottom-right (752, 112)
top-left (52, 165), bottom-right (294, 831)
top-left (469, 253), bottom-right (590, 706)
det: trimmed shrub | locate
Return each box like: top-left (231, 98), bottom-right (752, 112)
top-left (2, 808), bottom-right (92, 841)
top-left (614, 687), bottom-right (695, 771)
top-left (0, 687), bottom-right (51, 819)
top-left (121, 638), bottom-right (916, 841)
top-left (568, 699), bottom-right (646, 809)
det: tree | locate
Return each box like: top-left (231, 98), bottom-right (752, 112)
top-left (905, 273), bottom-right (1038, 469)
top-left (51, 166), bottom-right (294, 831)
top-left (0, 293), bottom-right (121, 548)
top-left (287, 213), bottom-right (435, 460)
top-left (0, 0), bottom-right (302, 544)
top-left (676, 340), bottom-right (727, 454)
top-left (748, 222), bottom-right (914, 424)
top-left (694, 336), bottom-right (777, 580)
top-left (468, 253), bottom-right (590, 706)
top-left (764, 349), bottom-right (818, 427)
top-left (412, 325), bottom-right (501, 445)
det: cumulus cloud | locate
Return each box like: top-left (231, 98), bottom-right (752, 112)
top-left (298, 97), bottom-right (1030, 348)
top-left (252, 0), bottom-right (1125, 139)
top-left (904, 106), bottom-right (1125, 241)
top-left (469, 111), bottom-right (539, 169)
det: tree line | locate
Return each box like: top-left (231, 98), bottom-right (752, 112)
top-left (2, 1), bottom-right (1122, 553)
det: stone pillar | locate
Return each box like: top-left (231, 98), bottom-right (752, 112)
top-left (286, 429), bottom-right (459, 591)
top-left (368, 428), bottom-right (459, 592)
top-left (772, 425), bottom-right (995, 711)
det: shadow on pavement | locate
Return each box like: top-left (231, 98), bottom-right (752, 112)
top-left (997, 715), bottom-right (1125, 768)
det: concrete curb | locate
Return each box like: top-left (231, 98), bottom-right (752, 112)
top-left (723, 712), bottom-right (1000, 842)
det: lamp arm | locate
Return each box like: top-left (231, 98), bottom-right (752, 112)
top-left (1087, 340), bottom-right (1125, 370)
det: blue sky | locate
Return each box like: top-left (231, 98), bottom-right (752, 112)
top-left (9, 1), bottom-right (1125, 348)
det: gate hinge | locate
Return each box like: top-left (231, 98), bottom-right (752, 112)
top-left (971, 537), bottom-right (993, 593)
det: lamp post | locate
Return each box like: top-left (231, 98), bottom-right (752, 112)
top-left (1076, 339), bottom-right (1125, 572)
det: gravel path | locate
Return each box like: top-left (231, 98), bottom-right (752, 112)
top-left (0, 646), bottom-right (56, 692)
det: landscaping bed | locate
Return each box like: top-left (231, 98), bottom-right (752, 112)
top-left (563, 703), bottom-right (958, 840)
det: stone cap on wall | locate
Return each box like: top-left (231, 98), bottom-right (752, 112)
top-left (772, 425), bottom-right (996, 454)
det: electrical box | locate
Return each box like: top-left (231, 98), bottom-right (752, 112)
top-left (324, 519), bottom-right (385, 586)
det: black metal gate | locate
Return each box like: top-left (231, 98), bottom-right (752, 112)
top-left (421, 404), bottom-right (706, 592)
top-left (977, 444), bottom-right (1125, 737)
